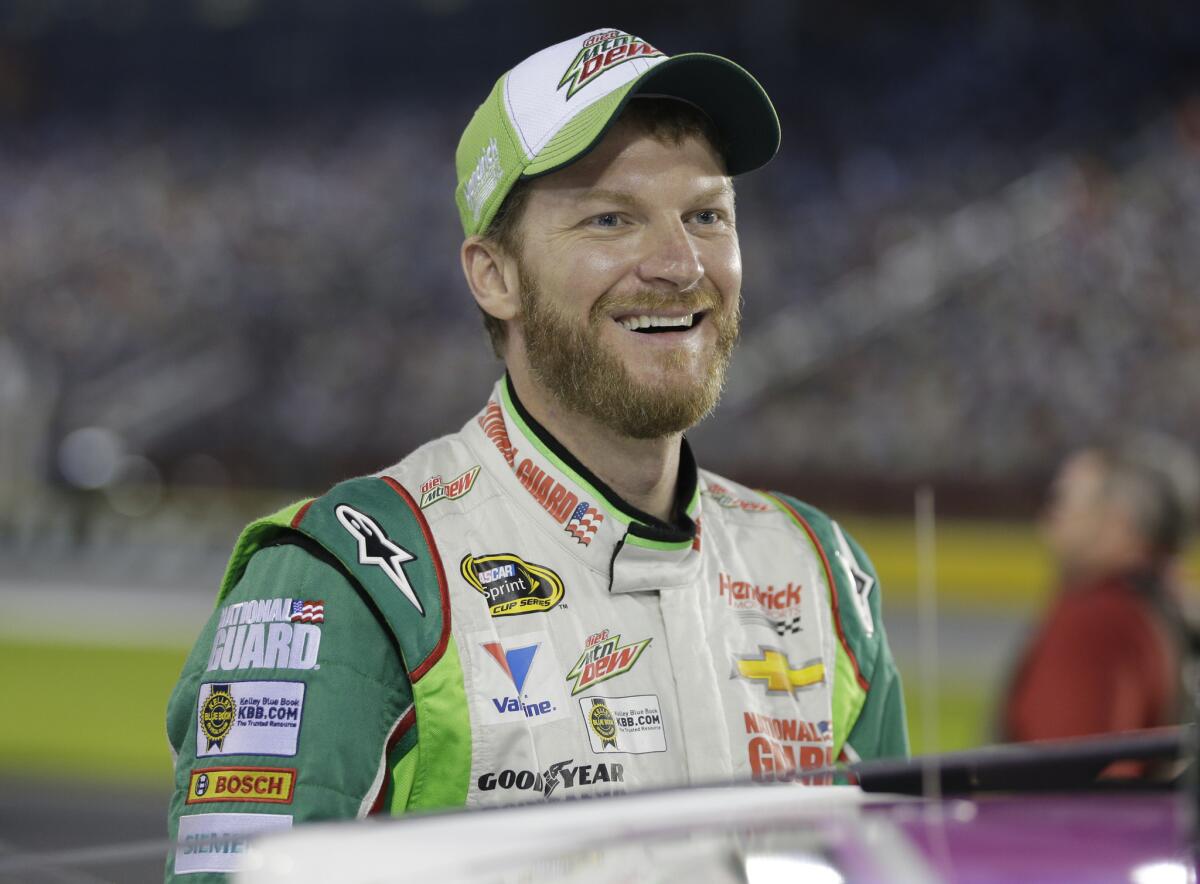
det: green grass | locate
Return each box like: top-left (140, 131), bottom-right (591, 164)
top-left (0, 640), bottom-right (188, 787)
top-left (903, 681), bottom-right (993, 757)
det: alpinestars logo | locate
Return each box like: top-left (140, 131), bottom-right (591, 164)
top-left (557, 31), bottom-right (662, 100)
top-left (335, 504), bottom-right (423, 615)
top-left (832, 521), bottom-right (876, 637)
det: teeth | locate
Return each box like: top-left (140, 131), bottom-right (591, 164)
top-left (618, 314), bottom-right (695, 331)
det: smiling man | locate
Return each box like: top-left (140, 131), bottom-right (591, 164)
top-left (164, 29), bottom-right (907, 881)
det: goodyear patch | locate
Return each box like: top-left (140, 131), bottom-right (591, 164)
top-left (187, 767), bottom-right (296, 805)
top-left (460, 553), bottom-right (565, 617)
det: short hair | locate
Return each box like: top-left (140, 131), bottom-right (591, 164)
top-left (476, 97), bottom-right (727, 358)
top-left (1096, 433), bottom-right (1200, 557)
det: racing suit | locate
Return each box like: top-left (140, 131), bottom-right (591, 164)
top-left (165, 376), bottom-right (908, 879)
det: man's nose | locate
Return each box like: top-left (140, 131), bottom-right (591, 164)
top-left (636, 218), bottom-right (704, 291)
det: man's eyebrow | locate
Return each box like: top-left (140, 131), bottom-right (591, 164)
top-left (693, 183), bottom-right (737, 205)
top-left (576, 183), bottom-right (737, 206)
top-left (575, 188), bottom-right (641, 207)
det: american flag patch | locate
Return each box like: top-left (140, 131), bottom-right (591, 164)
top-left (564, 502), bottom-right (604, 546)
top-left (290, 600), bottom-right (325, 623)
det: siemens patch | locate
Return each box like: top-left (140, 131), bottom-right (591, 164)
top-left (174, 812), bottom-right (292, 875)
top-left (460, 553), bottom-right (565, 617)
top-left (206, 597), bottom-right (322, 672)
top-left (196, 681), bottom-right (305, 758)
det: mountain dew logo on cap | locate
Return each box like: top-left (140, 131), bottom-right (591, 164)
top-left (557, 31), bottom-right (663, 100)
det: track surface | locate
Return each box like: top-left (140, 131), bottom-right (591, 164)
top-left (0, 777), bottom-right (169, 883)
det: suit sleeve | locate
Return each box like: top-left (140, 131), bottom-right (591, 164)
top-left (164, 537), bottom-right (415, 882)
top-left (842, 528), bottom-right (910, 762)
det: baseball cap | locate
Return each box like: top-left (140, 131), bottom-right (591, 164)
top-left (455, 28), bottom-right (781, 237)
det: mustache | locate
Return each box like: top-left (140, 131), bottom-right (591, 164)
top-left (591, 289), bottom-right (724, 320)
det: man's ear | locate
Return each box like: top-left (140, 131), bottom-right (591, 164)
top-left (461, 236), bottom-right (520, 322)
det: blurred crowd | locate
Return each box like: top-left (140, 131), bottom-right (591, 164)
top-left (718, 101), bottom-right (1200, 483)
top-left (1, 4), bottom-right (1198, 523)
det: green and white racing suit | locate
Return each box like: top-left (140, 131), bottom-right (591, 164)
top-left (165, 375), bottom-right (908, 879)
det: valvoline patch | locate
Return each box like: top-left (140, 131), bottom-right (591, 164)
top-left (468, 630), bottom-right (568, 727)
top-left (482, 641), bottom-right (539, 695)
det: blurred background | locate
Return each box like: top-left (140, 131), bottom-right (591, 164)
top-left (2, 0), bottom-right (1199, 879)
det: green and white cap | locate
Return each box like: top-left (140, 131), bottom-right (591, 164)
top-left (455, 28), bottom-right (781, 237)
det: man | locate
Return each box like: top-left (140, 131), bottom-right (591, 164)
top-left (165, 28), bottom-right (908, 879)
top-left (1002, 436), bottom-right (1199, 770)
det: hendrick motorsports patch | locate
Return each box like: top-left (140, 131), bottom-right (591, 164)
top-left (460, 553), bottom-right (565, 617)
top-left (196, 681), bottom-right (305, 758)
top-left (174, 812), bottom-right (292, 875)
top-left (577, 694), bottom-right (666, 755)
top-left (187, 767), bottom-right (296, 805)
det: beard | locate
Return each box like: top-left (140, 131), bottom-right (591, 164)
top-left (517, 264), bottom-right (741, 440)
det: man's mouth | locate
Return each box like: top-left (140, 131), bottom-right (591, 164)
top-left (614, 312), bottom-right (706, 334)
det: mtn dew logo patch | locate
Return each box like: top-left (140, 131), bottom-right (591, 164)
top-left (558, 31), bottom-right (663, 100)
top-left (566, 628), bottom-right (651, 695)
top-left (419, 465), bottom-right (481, 509)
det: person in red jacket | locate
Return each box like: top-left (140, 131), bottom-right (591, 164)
top-left (1002, 435), bottom-right (1199, 774)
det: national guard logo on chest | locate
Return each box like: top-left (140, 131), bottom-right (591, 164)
top-left (461, 553), bottom-right (565, 617)
top-left (744, 713), bottom-right (833, 784)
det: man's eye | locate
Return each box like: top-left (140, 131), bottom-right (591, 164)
top-left (591, 213), bottom-right (622, 228)
top-left (692, 210), bottom-right (720, 225)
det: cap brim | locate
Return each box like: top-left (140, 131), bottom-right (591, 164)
top-left (522, 52), bottom-right (780, 181)
top-left (629, 52), bottom-right (781, 176)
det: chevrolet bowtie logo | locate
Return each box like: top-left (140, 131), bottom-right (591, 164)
top-left (733, 648), bottom-right (826, 694)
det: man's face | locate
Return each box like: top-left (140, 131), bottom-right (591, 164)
top-left (506, 118), bottom-right (742, 439)
top-left (1042, 450), bottom-right (1130, 577)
